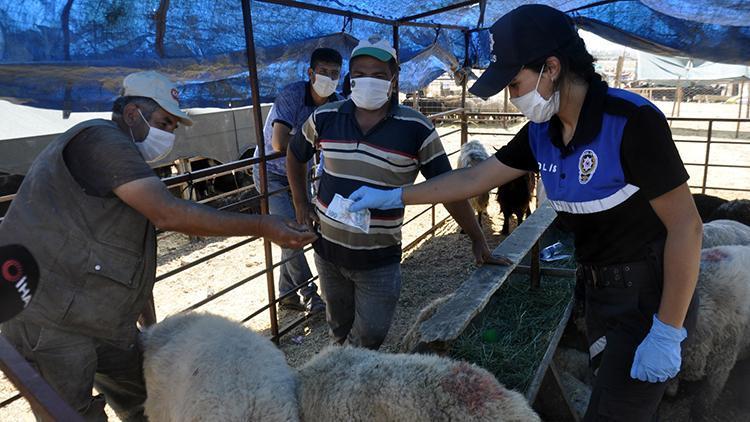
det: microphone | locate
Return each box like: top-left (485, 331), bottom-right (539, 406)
top-left (0, 245), bottom-right (39, 323)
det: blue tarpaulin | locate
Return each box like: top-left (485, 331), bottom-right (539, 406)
top-left (1, 1), bottom-right (749, 111)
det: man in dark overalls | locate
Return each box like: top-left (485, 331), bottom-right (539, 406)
top-left (0, 71), bottom-right (316, 421)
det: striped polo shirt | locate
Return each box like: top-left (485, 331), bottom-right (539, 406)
top-left (289, 97), bottom-right (452, 270)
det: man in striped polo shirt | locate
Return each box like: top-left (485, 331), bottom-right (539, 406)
top-left (287, 39), bottom-right (508, 350)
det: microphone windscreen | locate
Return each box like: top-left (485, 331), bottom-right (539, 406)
top-left (0, 245), bottom-right (39, 323)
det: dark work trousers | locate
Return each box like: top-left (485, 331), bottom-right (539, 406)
top-left (314, 253), bottom-right (401, 350)
top-left (1, 318), bottom-right (147, 422)
top-left (579, 253), bottom-right (698, 421)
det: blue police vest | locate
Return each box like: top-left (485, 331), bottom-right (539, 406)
top-left (529, 88), bottom-right (661, 214)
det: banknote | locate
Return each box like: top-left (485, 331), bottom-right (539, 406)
top-left (325, 193), bottom-right (371, 233)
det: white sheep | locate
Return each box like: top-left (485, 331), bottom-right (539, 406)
top-left (701, 219), bottom-right (750, 249)
top-left (677, 245), bottom-right (750, 419)
top-left (141, 312), bottom-right (299, 422)
top-left (400, 293), bottom-right (454, 353)
top-left (297, 346), bottom-right (540, 422)
top-left (458, 140), bottom-right (491, 227)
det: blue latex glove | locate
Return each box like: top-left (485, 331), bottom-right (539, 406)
top-left (348, 186), bottom-right (403, 212)
top-left (630, 314), bottom-right (687, 383)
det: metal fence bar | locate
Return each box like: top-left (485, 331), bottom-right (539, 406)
top-left (403, 205), bottom-right (439, 226)
top-left (403, 215), bottom-right (451, 252)
top-left (702, 120), bottom-right (714, 194)
top-left (0, 393), bottom-right (21, 408)
top-left (162, 152), bottom-right (283, 187)
top-left (684, 162), bottom-right (749, 169)
top-left (155, 237), bottom-right (258, 282)
top-left (673, 139), bottom-right (750, 145)
top-left (690, 185), bottom-right (750, 193)
top-left (240, 0), bottom-right (280, 342)
top-left (0, 337), bottom-right (83, 421)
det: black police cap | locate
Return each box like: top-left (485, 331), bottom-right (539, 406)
top-left (469, 4), bottom-right (578, 99)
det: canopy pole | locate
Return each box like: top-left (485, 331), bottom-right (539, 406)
top-left (255, 0), bottom-right (468, 31)
top-left (393, 25), bottom-right (400, 94)
top-left (461, 31), bottom-right (469, 146)
top-left (737, 80), bottom-right (744, 138)
top-left (240, 0), bottom-right (280, 342)
top-left (398, 0), bottom-right (480, 22)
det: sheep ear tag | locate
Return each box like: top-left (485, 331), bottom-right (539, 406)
top-left (578, 149), bottom-right (598, 185)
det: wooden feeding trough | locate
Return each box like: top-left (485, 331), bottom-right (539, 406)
top-left (408, 202), bottom-right (583, 421)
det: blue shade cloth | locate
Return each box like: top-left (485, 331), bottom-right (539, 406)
top-left (636, 51), bottom-right (750, 82)
top-left (1, 1), bottom-right (750, 111)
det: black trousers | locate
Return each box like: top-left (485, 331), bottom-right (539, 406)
top-left (578, 256), bottom-right (698, 422)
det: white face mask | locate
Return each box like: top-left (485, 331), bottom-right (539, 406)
top-left (132, 109), bottom-right (176, 163)
top-left (350, 77), bottom-right (392, 110)
top-left (510, 65), bottom-right (560, 123)
top-left (312, 74), bottom-right (338, 98)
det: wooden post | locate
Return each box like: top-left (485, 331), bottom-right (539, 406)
top-left (614, 54), bottom-right (624, 88)
top-left (530, 240), bottom-right (541, 289)
top-left (670, 77), bottom-right (681, 127)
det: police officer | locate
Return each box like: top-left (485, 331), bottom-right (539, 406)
top-left (0, 71), bottom-right (316, 421)
top-left (348, 5), bottom-right (702, 421)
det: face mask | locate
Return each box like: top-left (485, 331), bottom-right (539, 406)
top-left (350, 77), bottom-right (392, 110)
top-left (510, 64), bottom-right (560, 123)
top-left (132, 109), bottom-right (176, 163)
top-left (312, 74), bottom-right (338, 98)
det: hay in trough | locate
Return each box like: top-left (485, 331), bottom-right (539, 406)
top-left (451, 274), bottom-right (574, 393)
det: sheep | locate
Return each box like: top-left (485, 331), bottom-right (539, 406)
top-left (692, 193), bottom-right (728, 222)
top-left (558, 245), bottom-right (750, 420)
top-left (297, 345), bottom-right (541, 422)
top-left (400, 293), bottom-right (454, 353)
top-left (708, 199), bottom-right (750, 227)
top-left (497, 173), bottom-right (536, 235)
top-left (140, 312), bottom-right (299, 422)
top-left (701, 219), bottom-right (750, 249)
top-left (458, 141), bottom-right (491, 227)
top-left (676, 244), bottom-right (750, 419)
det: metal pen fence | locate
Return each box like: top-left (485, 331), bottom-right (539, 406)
top-left (3, 104), bottom-right (748, 415)
top-left (153, 110), bottom-right (467, 343)
top-left (459, 112), bottom-right (750, 199)
top-left (4, 30), bottom-right (750, 422)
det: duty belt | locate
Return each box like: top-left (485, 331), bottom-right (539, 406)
top-left (576, 260), bottom-right (656, 289)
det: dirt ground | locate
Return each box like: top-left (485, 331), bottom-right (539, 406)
top-left (2, 121), bottom-right (749, 421)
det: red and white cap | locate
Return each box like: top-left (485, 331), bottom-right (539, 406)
top-left (122, 71), bottom-right (194, 126)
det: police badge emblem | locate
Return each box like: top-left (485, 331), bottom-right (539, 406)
top-left (578, 149), bottom-right (598, 184)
